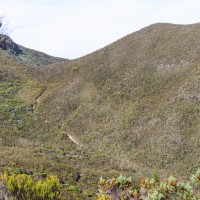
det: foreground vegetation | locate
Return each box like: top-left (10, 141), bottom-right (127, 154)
top-left (0, 169), bottom-right (200, 199)
top-left (97, 169), bottom-right (200, 200)
top-left (0, 171), bottom-right (61, 200)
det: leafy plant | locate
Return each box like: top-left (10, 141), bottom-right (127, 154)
top-left (191, 168), bottom-right (200, 186)
top-left (97, 169), bottom-right (200, 200)
top-left (117, 174), bottom-right (132, 188)
top-left (67, 185), bottom-right (78, 192)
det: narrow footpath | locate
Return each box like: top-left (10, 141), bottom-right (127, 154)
top-left (68, 134), bottom-right (83, 148)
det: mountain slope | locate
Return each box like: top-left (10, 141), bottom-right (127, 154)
top-left (36, 23), bottom-right (200, 177)
top-left (0, 35), bottom-right (121, 199)
top-left (0, 23), bottom-right (200, 198)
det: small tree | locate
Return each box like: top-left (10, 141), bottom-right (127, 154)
top-left (0, 14), bottom-right (11, 35)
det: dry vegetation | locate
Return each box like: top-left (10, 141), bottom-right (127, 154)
top-left (0, 23), bottom-right (200, 199)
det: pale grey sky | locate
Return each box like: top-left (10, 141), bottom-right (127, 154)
top-left (1, 0), bottom-right (200, 59)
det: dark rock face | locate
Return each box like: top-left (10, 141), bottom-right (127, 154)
top-left (0, 34), bottom-right (22, 55)
top-left (74, 173), bottom-right (81, 182)
top-left (0, 34), bottom-right (67, 67)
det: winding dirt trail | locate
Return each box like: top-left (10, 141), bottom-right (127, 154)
top-left (32, 87), bottom-right (83, 148)
top-left (68, 134), bottom-right (83, 148)
top-left (36, 86), bottom-right (46, 103)
top-left (33, 86), bottom-right (46, 111)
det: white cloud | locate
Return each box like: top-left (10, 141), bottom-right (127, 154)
top-left (1, 0), bottom-right (200, 58)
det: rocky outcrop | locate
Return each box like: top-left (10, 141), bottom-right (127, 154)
top-left (0, 34), bottom-right (22, 55)
top-left (0, 34), bottom-right (67, 67)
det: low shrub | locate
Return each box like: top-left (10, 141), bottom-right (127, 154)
top-left (0, 171), bottom-right (61, 200)
top-left (71, 66), bottom-right (79, 72)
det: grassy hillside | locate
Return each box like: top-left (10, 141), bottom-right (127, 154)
top-left (0, 46), bottom-right (122, 200)
top-left (0, 23), bottom-right (200, 199)
top-left (36, 23), bottom-right (200, 177)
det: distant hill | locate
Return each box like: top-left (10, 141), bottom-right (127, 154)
top-left (0, 23), bottom-right (200, 199)
top-left (0, 34), bottom-right (67, 67)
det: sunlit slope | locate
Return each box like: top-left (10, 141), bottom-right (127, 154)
top-left (36, 23), bottom-right (200, 177)
top-left (0, 49), bottom-right (122, 199)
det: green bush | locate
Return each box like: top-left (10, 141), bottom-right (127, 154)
top-left (67, 185), bottom-right (78, 192)
top-left (71, 66), bottom-right (79, 72)
top-left (0, 172), bottom-right (61, 200)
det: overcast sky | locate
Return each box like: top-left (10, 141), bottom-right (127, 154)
top-left (1, 0), bottom-right (200, 59)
